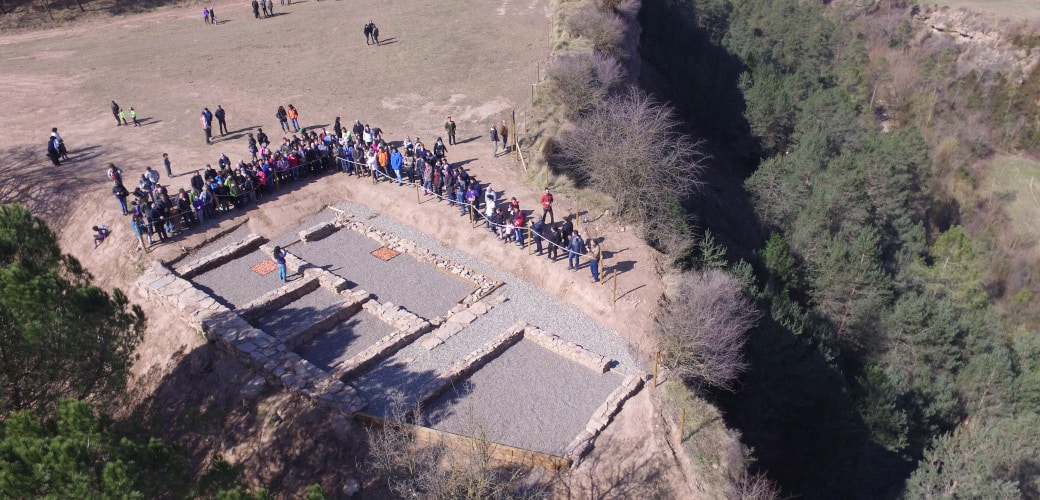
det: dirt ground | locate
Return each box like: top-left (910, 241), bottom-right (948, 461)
top-left (0, 0), bottom-right (690, 496)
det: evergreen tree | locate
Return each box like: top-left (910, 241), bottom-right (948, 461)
top-left (0, 205), bottom-right (145, 417)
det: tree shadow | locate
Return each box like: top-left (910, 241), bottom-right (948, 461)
top-left (0, 144), bottom-right (106, 228)
top-left (116, 341), bottom-right (369, 497)
top-left (452, 157), bottom-right (478, 168)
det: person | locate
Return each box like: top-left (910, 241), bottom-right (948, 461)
top-left (498, 120), bottom-right (509, 153)
top-left (548, 224), bottom-right (561, 261)
top-left (333, 117), bottom-right (342, 139)
top-left (287, 104), bottom-right (300, 131)
top-left (247, 133), bottom-right (259, 160)
top-left (364, 21), bottom-right (373, 45)
top-left (201, 111), bottom-right (212, 144)
top-left (202, 107), bottom-right (213, 129)
top-left (273, 245), bottom-right (288, 282)
top-left (46, 135), bottom-right (61, 166)
top-left (162, 153), bottom-right (172, 177)
top-left (540, 187), bottom-right (554, 223)
top-left (568, 231), bottom-right (585, 270)
top-left (145, 166), bottom-right (160, 186)
top-left (92, 225), bottom-right (110, 248)
top-left (444, 116), bottom-right (456, 145)
top-left (203, 7), bottom-right (209, 23)
top-left (489, 124), bottom-right (499, 156)
top-left (256, 128), bottom-right (269, 147)
top-left (190, 170), bottom-right (204, 192)
top-left (111, 101), bottom-right (122, 126)
top-left (210, 8), bottom-right (217, 24)
top-left (372, 24), bottom-right (380, 46)
top-left (148, 202), bottom-right (168, 243)
top-left (107, 163), bottom-right (123, 183)
top-left (433, 137), bottom-right (447, 160)
top-left (118, 107), bottom-right (128, 126)
top-left (51, 128), bottom-right (69, 160)
top-left (276, 106), bottom-right (289, 132)
top-left (587, 238), bottom-right (602, 283)
top-left (252, 0), bottom-right (260, 19)
top-left (215, 105), bottom-right (228, 135)
top-left (531, 217), bottom-right (546, 255)
top-left (390, 147), bottom-right (403, 185)
top-left (261, 0), bottom-right (269, 17)
top-left (130, 106), bottom-right (139, 126)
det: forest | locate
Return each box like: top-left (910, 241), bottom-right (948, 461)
top-left (638, 0), bottom-right (1040, 497)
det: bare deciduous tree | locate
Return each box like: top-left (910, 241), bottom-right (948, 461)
top-left (544, 50), bottom-right (623, 118)
top-left (554, 89), bottom-right (706, 233)
top-left (656, 269), bottom-right (759, 391)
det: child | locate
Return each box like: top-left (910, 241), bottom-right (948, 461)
top-left (92, 225), bottom-right (110, 248)
top-left (163, 153), bottom-right (172, 177)
top-left (130, 107), bottom-right (139, 126)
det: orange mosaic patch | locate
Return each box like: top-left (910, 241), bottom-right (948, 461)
top-left (251, 259), bottom-right (278, 275)
top-left (371, 247), bottom-right (399, 261)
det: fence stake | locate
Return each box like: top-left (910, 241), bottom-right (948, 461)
top-left (601, 248), bottom-right (607, 286)
top-left (654, 351), bottom-right (659, 386)
top-left (612, 269), bottom-right (618, 303)
top-left (527, 227), bottom-right (532, 255)
top-left (415, 181), bottom-right (420, 204)
top-left (679, 407), bottom-right (686, 445)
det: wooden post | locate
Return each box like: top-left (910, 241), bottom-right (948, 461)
top-left (415, 181), bottom-right (420, 203)
top-left (532, 84), bottom-right (536, 102)
top-left (653, 351), bottom-right (659, 386)
top-left (527, 227), bottom-right (532, 255)
top-left (612, 269), bottom-right (618, 303)
top-left (679, 407), bottom-right (686, 445)
top-left (512, 110), bottom-right (518, 162)
top-left (600, 248), bottom-right (607, 286)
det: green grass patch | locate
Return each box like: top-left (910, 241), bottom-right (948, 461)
top-left (981, 155), bottom-right (1040, 256)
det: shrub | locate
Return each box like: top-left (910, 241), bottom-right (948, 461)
top-left (655, 269), bottom-right (759, 391)
top-left (565, 2), bottom-right (627, 56)
top-left (553, 89), bottom-right (707, 245)
top-left (544, 50), bottom-right (623, 118)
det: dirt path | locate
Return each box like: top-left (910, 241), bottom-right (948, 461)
top-left (0, 0), bottom-right (674, 495)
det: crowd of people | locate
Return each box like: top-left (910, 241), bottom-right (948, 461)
top-left (99, 104), bottom-right (605, 282)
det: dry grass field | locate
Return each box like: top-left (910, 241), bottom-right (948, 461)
top-left (0, 0), bottom-right (683, 496)
top-left (932, 0), bottom-right (1040, 21)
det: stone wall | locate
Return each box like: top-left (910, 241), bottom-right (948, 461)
top-left (175, 233), bottom-right (264, 280)
top-left (137, 259), bottom-right (367, 415)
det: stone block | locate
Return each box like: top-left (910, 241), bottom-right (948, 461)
top-left (450, 310), bottom-right (477, 324)
top-left (420, 336), bottom-right (443, 350)
top-left (468, 301), bottom-right (488, 316)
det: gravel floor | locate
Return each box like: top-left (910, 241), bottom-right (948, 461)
top-left (290, 227), bottom-right (475, 319)
top-left (330, 202), bottom-right (641, 370)
top-left (253, 287), bottom-right (346, 342)
top-left (190, 248), bottom-right (287, 309)
top-left (267, 208), bottom-right (340, 249)
top-left (296, 310), bottom-right (396, 372)
top-left (424, 339), bottom-right (623, 455)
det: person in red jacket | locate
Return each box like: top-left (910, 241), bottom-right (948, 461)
top-left (540, 187), bottom-right (554, 223)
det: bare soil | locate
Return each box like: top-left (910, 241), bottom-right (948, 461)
top-left (0, 0), bottom-right (685, 496)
